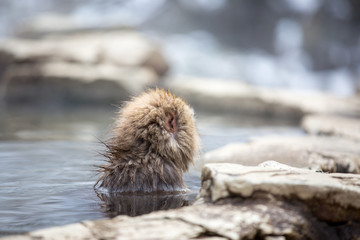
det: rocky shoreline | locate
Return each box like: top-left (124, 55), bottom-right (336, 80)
top-left (200, 135), bottom-right (360, 173)
top-left (165, 76), bottom-right (360, 120)
top-left (3, 161), bottom-right (360, 240)
top-left (1, 32), bottom-right (359, 119)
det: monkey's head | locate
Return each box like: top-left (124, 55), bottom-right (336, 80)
top-left (113, 89), bottom-right (200, 172)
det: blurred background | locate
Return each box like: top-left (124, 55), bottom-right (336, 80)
top-left (0, 0), bottom-right (359, 236)
top-left (1, 0), bottom-right (360, 95)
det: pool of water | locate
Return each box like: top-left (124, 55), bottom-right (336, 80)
top-left (0, 106), bottom-right (303, 236)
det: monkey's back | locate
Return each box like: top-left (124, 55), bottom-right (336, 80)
top-left (96, 89), bottom-right (200, 193)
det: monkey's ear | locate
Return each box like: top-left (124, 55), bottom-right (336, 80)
top-left (165, 111), bottom-right (177, 133)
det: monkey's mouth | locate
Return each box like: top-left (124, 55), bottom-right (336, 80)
top-left (165, 111), bottom-right (177, 134)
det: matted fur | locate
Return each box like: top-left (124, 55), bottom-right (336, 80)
top-left (95, 89), bottom-right (200, 193)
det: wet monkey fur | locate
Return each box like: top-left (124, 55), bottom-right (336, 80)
top-left (96, 89), bottom-right (200, 193)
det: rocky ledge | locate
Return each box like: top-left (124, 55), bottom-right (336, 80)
top-left (166, 76), bottom-right (359, 120)
top-left (0, 31), bottom-right (168, 105)
top-left (201, 135), bottom-right (360, 174)
top-left (3, 162), bottom-right (360, 240)
top-left (302, 114), bottom-right (360, 142)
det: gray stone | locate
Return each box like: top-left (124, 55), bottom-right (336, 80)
top-left (14, 13), bottom-right (131, 39)
top-left (1, 62), bottom-right (158, 104)
top-left (0, 31), bottom-right (168, 104)
top-left (0, 32), bottom-right (168, 75)
top-left (16, 13), bottom-right (79, 36)
top-left (83, 216), bottom-right (205, 240)
top-left (29, 223), bottom-right (93, 240)
top-left (199, 163), bottom-right (360, 222)
top-left (200, 136), bottom-right (360, 173)
top-left (3, 215), bottom-right (206, 240)
top-left (1, 201), bottom-right (347, 240)
top-left (196, 162), bottom-right (360, 238)
top-left (166, 76), bottom-right (359, 119)
top-left (161, 200), bottom-right (321, 239)
top-left (302, 114), bottom-right (360, 141)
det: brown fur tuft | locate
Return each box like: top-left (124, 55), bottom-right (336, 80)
top-left (95, 89), bottom-right (200, 193)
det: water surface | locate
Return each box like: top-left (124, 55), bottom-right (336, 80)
top-left (0, 107), bottom-right (302, 236)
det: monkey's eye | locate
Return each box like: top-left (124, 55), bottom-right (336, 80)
top-left (165, 112), bottom-right (177, 133)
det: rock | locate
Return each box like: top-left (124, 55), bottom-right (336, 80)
top-left (1, 62), bottom-right (157, 104)
top-left (160, 199), bottom-right (327, 240)
top-left (1, 215), bottom-right (206, 240)
top-left (83, 216), bottom-right (204, 240)
top-left (4, 162), bottom-right (360, 240)
top-left (195, 162), bottom-right (360, 239)
top-left (199, 163), bottom-right (360, 222)
top-left (14, 13), bottom-right (131, 39)
top-left (30, 223), bottom-right (93, 240)
top-left (1, 202), bottom-right (353, 240)
top-left (0, 31), bottom-right (169, 104)
top-left (201, 136), bottom-right (360, 173)
top-left (302, 114), bottom-right (360, 141)
top-left (165, 76), bottom-right (359, 120)
top-left (16, 13), bottom-right (79, 37)
top-left (0, 32), bottom-right (168, 74)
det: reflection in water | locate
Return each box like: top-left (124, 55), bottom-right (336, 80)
top-left (95, 190), bottom-right (197, 217)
